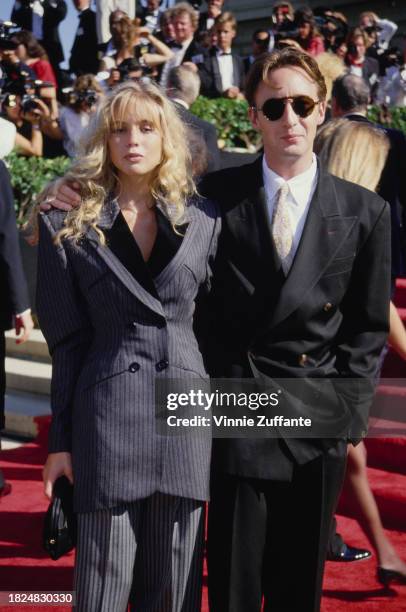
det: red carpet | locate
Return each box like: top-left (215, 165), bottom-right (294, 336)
top-left (1, 279), bottom-right (406, 611)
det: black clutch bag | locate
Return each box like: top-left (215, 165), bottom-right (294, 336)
top-left (43, 476), bottom-right (77, 560)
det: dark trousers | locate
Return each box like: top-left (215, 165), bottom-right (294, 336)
top-left (0, 332), bottom-right (5, 430)
top-left (208, 443), bottom-right (347, 612)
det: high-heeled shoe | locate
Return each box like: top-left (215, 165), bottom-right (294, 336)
top-left (377, 566), bottom-right (406, 586)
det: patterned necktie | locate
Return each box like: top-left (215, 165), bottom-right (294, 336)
top-left (271, 183), bottom-right (294, 274)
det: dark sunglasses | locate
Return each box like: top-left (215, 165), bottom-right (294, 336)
top-left (252, 95), bottom-right (320, 121)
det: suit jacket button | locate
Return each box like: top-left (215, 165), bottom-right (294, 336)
top-left (299, 354), bottom-right (308, 366)
top-left (129, 362), bottom-right (140, 373)
top-left (156, 359), bottom-right (169, 372)
top-left (323, 302), bottom-right (333, 312)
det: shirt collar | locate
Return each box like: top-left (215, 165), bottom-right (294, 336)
top-left (262, 153), bottom-right (318, 206)
top-left (180, 37), bottom-right (193, 50)
top-left (172, 97), bottom-right (189, 109)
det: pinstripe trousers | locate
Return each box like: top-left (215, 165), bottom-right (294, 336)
top-left (74, 493), bottom-right (205, 612)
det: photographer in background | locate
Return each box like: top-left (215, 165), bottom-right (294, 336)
top-left (100, 16), bottom-right (173, 77)
top-left (42, 74), bottom-right (104, 157)
top-left (10, 0), bottom-right (67, 87)
top-left (11, 30), bottom-right (57, 88)
top-left (346, 27), bottom-right (379, 99)
top-left (1, 79), bottom-right (51, 157)
top-left (294, 7), bottom-right (325, 56)
top-left (359, 11), bottom-right (398, 61)
top-left (376, 47), bottom-right (406, 107)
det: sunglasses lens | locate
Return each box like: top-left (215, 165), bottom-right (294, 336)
top-left (262, 98), bottom-right (285, 121)
top-left (260, 96), bottom-right (317, 120)
top-left (292, 96), bottom-right (315, 117)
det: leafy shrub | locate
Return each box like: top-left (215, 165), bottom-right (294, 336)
top-left (190, 96), bottom-right (262, 150)
top-left (5, 152), bottom-right (71, 224)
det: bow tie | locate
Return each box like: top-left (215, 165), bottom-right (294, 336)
top-left (220, 51), bottom-right (232, 56)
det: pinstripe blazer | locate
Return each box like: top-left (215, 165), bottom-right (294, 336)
top-left (36, 196), bottom-right (220, 513)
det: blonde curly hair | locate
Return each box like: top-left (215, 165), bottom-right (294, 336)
top-left (54, 80), bottom-right (195, 244)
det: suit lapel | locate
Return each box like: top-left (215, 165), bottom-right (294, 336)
top-left (212, 53), bottom-right (223, 95)
top-left (269, 168), bottom-right (357, 328)
top-left (232, 54), bottom-right (240, 89)
top-left (85, 198), bottom-right (165, 318)
top-left (225, 157), bottom-right (272, 267)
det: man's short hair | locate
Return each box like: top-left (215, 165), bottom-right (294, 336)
top-left (167, 65), bottom-right (201, 106)
top-left (331, 74), bottom-right (370, 112)
top-left (245, 48), bottom-right (327, 107)
top-left (171, 2), bottom-right (199, 31)
top-left (214, 11), bottom-right (237, 32)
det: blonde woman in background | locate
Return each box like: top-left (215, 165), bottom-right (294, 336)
top-left (38, 80), bottom-right (219, 611)
top-left (315, 118), bottom-right (406, 586)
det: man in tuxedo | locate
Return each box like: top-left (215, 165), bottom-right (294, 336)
top-left (201, 49), bottom-right (391, 611)
top-left (159, 2), bottom-right (206, 88)
top-left (199, 12), bottom-right (245, 99)
top-left (11, 0), bottom-right (67, 83)
top-left (0, 160), bottom-right (33, 497)
top-left (196, 0), bottom-right (223, 37)
top-left (69, 0), bottom-right (98, 76)
top-left (167, 65), bottom-right (220, 173)
top-left (332, 73), bottom-right (406, 280)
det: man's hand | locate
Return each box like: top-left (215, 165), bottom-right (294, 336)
top-left (39, 178), bottom-right (81, 212)
top-left (43, 452), bottom-right (73, 500)
top-left (15, 311), bottom-right (34, 344)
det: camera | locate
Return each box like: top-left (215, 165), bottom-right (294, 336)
top-left (21, 93), bottom-right (39, 113)
top-left (0, 20), bottom-right (18, 51)
top-left (118, 58), bottom-right (151, 83)
top-left (62, 87), bottom-right (98, 108)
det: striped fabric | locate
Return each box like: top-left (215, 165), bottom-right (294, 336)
top-left (74, 494), bottom-right (204, 611)
top-left (36, 197), bottom-right (220, 513)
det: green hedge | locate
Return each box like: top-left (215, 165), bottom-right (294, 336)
top-left (6, 152), bottom-right (71, 224)
top-left (6, 101), bottom-right (406, 220)
top-left (191, 96), bottom-right (262, 150)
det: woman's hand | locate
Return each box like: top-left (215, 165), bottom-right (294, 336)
top-left (43, 452), bottom-right (73, 500)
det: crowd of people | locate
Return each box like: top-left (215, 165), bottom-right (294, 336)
top-left (1, 3), bottom-right (406, 612)
top-left (0, 1), bottom-right (405, 161)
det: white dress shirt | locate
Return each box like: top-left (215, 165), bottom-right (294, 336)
top-left (31, 0), bottom-right (45, 40)
top-left (263, 153), bottom-right (318, 263)
top-left (216, 48), bottom-right (234, 92)
top-left (160, 37), bottom-right (193, 88)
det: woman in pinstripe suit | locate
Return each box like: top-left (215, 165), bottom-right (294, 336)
top-left (37, 80), bottom-right (219, 611)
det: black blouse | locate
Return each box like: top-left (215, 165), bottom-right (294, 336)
top-left (105, 207), bottom-right (185, 298)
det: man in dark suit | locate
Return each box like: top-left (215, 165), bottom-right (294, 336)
top-left (199, 12), bottom-right (245, 99)
top-left (196, 0), bottom-right (223, 37)
top-left (243, 28), bottom-right (272, 75)
top-left (332, 73), bottom-right (406, 280)
top-left (69, 0), bottom-right (98, 76)
top-left (0, 160), bottom-right (33, 497)
top-left (11, 0), bottom-right (67, 79)
top-left (167, 65), bottom-right (220, 173)
top-left (159, 2), bottom-right (206, 88)
top-left (201, 49), bottom-right (391, 611)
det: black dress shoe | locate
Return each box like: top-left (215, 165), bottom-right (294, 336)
top-left (328, 544), bottom-right (372, 562)
top-left (377, 567), bottom-right (406, 586)
top-left (0, 481), bottom-right (12, 498)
